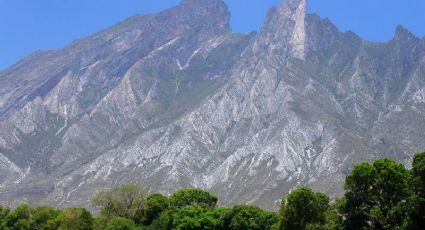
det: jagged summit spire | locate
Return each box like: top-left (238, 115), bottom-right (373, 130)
top-left (253, 0), bottom-right (307, 60)
top-left (278, 0), bottom-right (307, 15)
top-left (282, 0), bottom-right (307, 60)
top-left (394, 25), bottom-right (418, 42)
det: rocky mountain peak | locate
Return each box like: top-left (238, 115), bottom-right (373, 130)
top-left (178, 0), bottom-right (231, 30)
top-left (141, 0), bottom-right (231, 39)
top-left (394, 25), bottom-right (418, 42)
top-left (253, 0), bottom-right (307, 60)
top-left (277, 0), bottom-right (307, 16)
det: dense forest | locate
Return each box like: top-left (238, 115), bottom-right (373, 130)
top-left (0, 152), bottom-right (424, 230)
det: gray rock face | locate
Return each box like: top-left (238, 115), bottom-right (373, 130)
top-left (0, 0), bottom-right (424, 210)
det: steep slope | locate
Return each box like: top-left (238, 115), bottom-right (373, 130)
top-left (0, 0), bottom-right (253, 205)
top-left (1, 0), bottom-right (424, 210)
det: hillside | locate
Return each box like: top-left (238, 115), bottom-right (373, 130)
top-left (0, 0), bottom-right (424, 209)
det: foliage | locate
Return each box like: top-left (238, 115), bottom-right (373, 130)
top-left (0, 205), bottom-right (10, 229)
top-left (56, 208), bottom-right (94, 230)
top-left (278, 187), bottom-right (330, 230)
top-left (149, 209), bottom-right (174, 230)
top-left (171, 205), bottom-right (225, 230)
top-left (412, 152), bottom-right (425, 194)
top-left (105, 217), bottom-right (138, 230)
top-left (169, 188), bottom-right (218, 208)
top-left (142, 193), bottom-right (170, 225)
top-left (3, 204), bottom-right (32, 230)
top-left (341, 158), bottom-right (411, 229)
top-left (92, 184), bottom-right (148, 222)
top-left (0, 204), bottom-right (63, 230)
top-left (221, 205), bottom-right (278, 230)
top-left (30, 206), bottom-right (62, 230)
top-left (93, 215), bottom-right (110, 230)
top-left (323, 200), bottom-right (344, 230)
top-left (405, 152), bottom-right (425, 229)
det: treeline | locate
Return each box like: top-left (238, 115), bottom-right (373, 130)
top-left (0, 152), bottom-right (424, 230)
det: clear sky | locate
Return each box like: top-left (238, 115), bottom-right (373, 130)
top-left (1, 0), bottom-right (424, 70)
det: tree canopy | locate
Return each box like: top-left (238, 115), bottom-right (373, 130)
top-left (221, 205), bottom-right (278, 230)
top-left (143, 193), bottom-right (170, 225)
top-left (278, 187), bottom-right (330, 230)
top-left (91, 184), bottom-right (148, 222)
top-left (342, 158), bottom-right (411, 229)
top-left (169, 188), bottom-right (218, 208)
top-left (406, 152), bottom-right (425, 229)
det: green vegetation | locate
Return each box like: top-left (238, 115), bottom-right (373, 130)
top-left (1, 152), bottom-right (424, 229)
top-left (278, 187), bottom-right (329, 230)
top-left (92, 184), bottom-right (147, 222)
top-left (169, 188), bottom-right (218, 209)
top-left (341, 158), bottom-right (411, 229)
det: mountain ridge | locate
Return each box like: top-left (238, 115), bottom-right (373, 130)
top-left (0, 0), bottom-right (424, 210)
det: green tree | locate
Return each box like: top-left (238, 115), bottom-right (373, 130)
top-left (93, 215), bottom-right (110, 230)
top-left (92, 184), bottom-right (148, 222)
top-left (2, 204), bottom-right (62, 230)
top-left (170, 188), bottom-right (218, 208)
top-left (27, 206), bottom-right (61, 229)
top-left (149, 209), bottom-right (174, 230)
top-left (406, 152), bottom-right (425, 229)
top-left (143, 193), bottom-right (170, 225)
top-left (56, 208), bottom-right (94, 230)
top-left (4, 204), bottom-right (32, 230)
top-left (221, 205), bottom-right (278, 230)
top-left (149, 205), bottom-right (228, 230)
top-left (171, 205), bottom-right (224, 230)
top-left (278, 187), bottom-right (330, 230)
top-left (105, 217), bottom-right (138, 230)
top-left (323, 199), bottom-right (344, 230)
top-left (0, 205), bottom-right (10, 229)
top-left (412, 152), bottom-right (425, 194)
top-left (342, 158), bottom-right (411, 230)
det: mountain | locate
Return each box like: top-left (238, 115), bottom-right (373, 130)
top-left (0, 0), bottom-right (424, 210)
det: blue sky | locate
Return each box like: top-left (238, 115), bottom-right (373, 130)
top-left (1, 0), bottom-right (424, 70)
